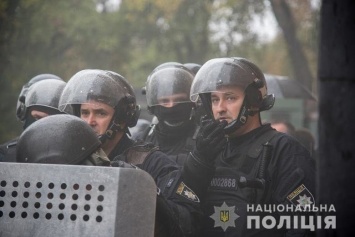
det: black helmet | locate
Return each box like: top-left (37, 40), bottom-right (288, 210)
top-left (25, 79), bottom-right (66, 115)
top-left (190, 57), bottom-right (275, 134)
top-left (16, 114), bottom-right (101, 164)
top-left (183, 63), bottom-right (204, 122)
top-left (146, 66), bottom-right (194, 107)
top-left (142, 62), bottom-right (185, 95)
top-left (183, 63), bottom-right (201, 75)
top-left (150, 61), bottom-right (182, 72)
top-left (105, 70), bottom-right (141, 127)
top-left (59, 69), bottom-right (139, 141)
top-left (16, 74), bottom-right (63, 121)
top-left (145, 65), bottom-right (195, 127)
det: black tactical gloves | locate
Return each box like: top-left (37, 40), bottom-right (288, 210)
top-left (110, 159), bottom-right (139, 168)
top-left (191, 118), bottom-right (228, 167)
top-left (183, 118), bottom-right (227, 199)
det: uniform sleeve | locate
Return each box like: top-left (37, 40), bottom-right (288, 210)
top-left (141, 150), bottom-right (203, 237)
top-left (0, 149), bottom-right (5, 162)
top-left (267, 135), bottom-right (316, 235)
top-left (0, 139), bottom-right (18, 163)
top-left (269, 135), bottom-right (316, 206)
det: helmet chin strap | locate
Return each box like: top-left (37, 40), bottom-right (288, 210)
top-left (223, 98), bottom-right (250, 134)
top-left (99, 110), bottom-right (125, 144)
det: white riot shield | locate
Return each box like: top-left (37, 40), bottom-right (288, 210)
top-left (0, 163), bottom-right (156, 237)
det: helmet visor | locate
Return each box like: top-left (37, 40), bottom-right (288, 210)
top-left (146, 68), bottom-right (194, 107)
top-left (25, 80), bottom-right (66, 110)
top-left (190, 58), bottom-right (258, 102)
top-left (59, 70), bottom-right (126, 114)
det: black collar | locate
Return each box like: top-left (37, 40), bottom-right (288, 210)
top-left (108, 134), bottom-right (135, 161)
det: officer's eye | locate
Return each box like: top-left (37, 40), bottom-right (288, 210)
top-left (226, 95), bottom-right (236, 102)
top-left (81, 110), bottom-right (89, 116)
top-left (211, 97), bottom-right (220, 104)
top-left (96, 110), bottom-right (109, 117)
top-left (98, 112), bottom-right (107, 116)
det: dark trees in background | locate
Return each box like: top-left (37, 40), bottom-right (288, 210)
top-left (318, 0), bottom-right (355, 236)
top-left (269, 0), bottom-right (315, 91)
top-left (0, 0), bottom-right (320, 142)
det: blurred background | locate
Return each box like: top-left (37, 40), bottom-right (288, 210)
top-left (0, 0), bottom-right (320, 143)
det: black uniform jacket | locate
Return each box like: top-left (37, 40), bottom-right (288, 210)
top-left (138, 121), bottom-right (199, 166)
top-left (0, 137), bottom-right (18, 162)
top-left (184, 124), bottom-right (315, 237)
top-left (110, 134), bottom-right (202, 237)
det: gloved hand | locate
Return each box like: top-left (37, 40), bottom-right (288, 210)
top-left (110, 159), bottom-right (139, 169)
top-left (192, 118), bottom-right (228, 166)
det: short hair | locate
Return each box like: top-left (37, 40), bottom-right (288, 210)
top-left (270, 120), bottom-right (295, 134)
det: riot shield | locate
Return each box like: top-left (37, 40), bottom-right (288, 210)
top-left (0, 163), bottom-right (156, 237)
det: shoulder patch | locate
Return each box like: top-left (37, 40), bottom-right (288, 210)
top-left (287, 184), bottom-right (315, 208)
top-left (176, 182), bottom-right (200, 203)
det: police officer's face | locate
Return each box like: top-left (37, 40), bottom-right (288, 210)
top-left (157, 93), bottom-right (189, 108)
top-left (30, 109), bottom-right (49, 120)
top-left (80, 101), bottom-right (115, 136)
top-left (211, 86), bottom-right (245, 124)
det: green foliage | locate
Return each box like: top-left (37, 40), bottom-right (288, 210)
top-left (0, 0), bottom-right (319, 143)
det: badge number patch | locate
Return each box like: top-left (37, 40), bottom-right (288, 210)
top-left (210, 202), bottom-right (240, 232)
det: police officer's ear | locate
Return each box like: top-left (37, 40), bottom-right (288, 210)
top-left (245, 79), bottom-right (264, 116)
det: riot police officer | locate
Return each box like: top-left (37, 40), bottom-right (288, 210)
top-left (59, 69), bottom-right (202, 237)
top-left (0, 75), bottom-right (65, 162)
top-left (137, 63), bottom-right (201, 165)
top-left (16, 74), bottom-right (64, 127)
top-left (183, 57), bottom-right (316, 236)
top-left (16, 114), bottom-right (110, 166)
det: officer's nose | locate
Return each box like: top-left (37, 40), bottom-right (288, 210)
top-left (165, 101), bottom-right (175, 108)
top-left (85, 113), bottom-right (96, 126)
top-left (214, 99), bottom-right (227, 115)
top-left (162, 99), bottom-right (175, 108)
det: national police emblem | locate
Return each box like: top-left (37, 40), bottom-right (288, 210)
top-left (210, 202), bottom-right (240, 231)
top-left (287, 184), bottom-right (315, 208)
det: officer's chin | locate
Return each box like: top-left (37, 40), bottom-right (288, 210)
top-left (218, 118), bottom-right (230, 124)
